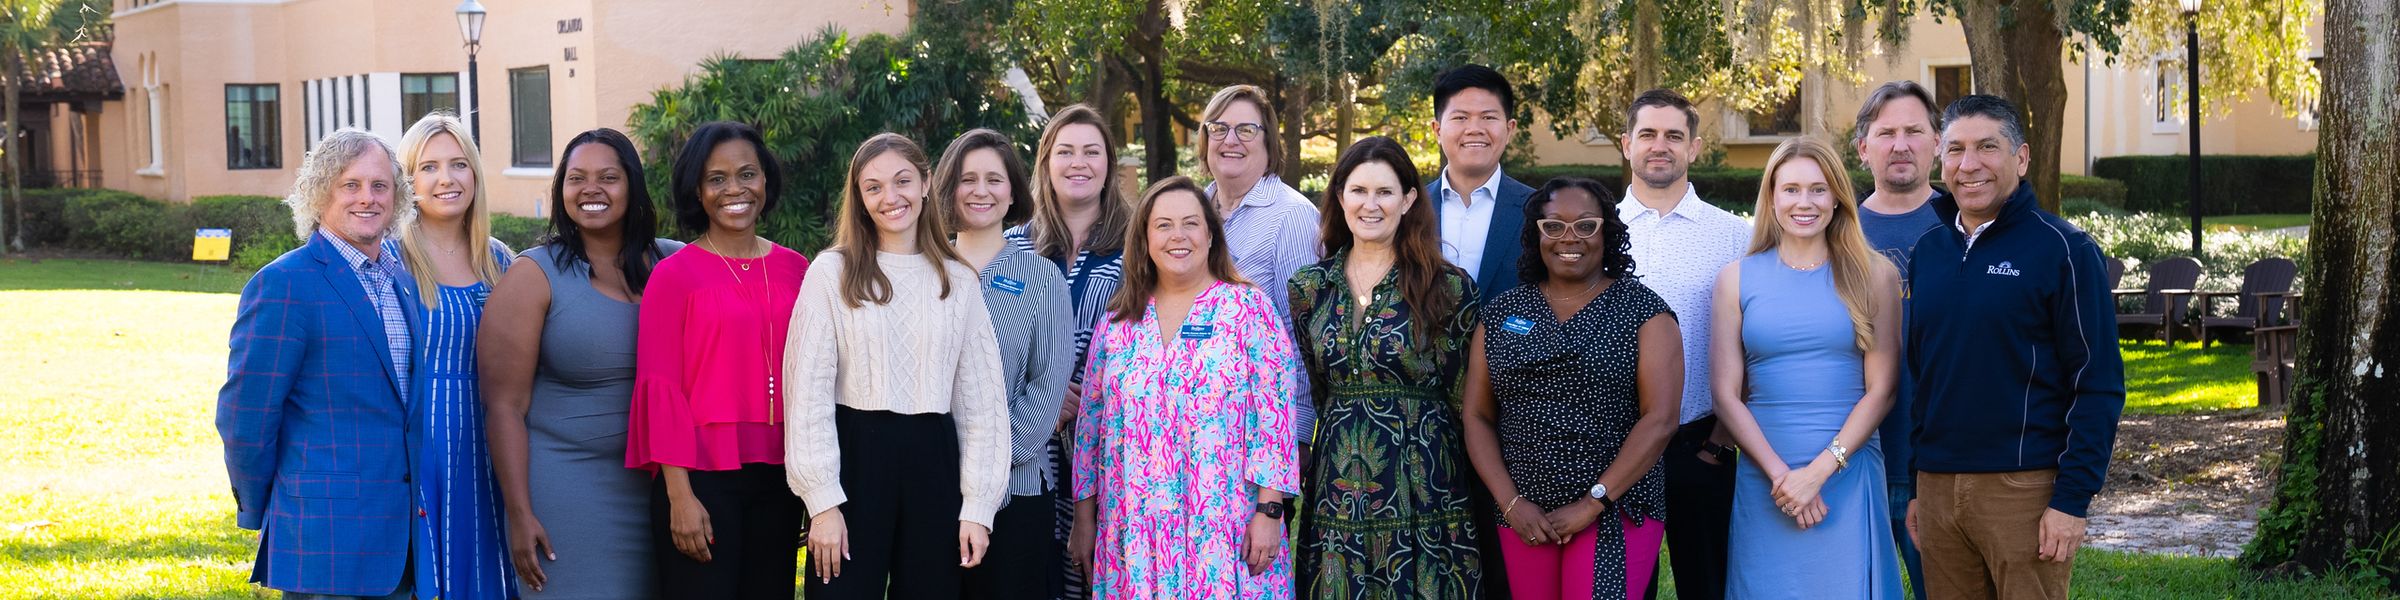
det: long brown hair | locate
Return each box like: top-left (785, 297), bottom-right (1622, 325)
top-left (1025, 104), bottom-right (1133, 262)
top-left (395, 112), bottom-right (502, 308)
top-left (1321, 136), bottom-right (1460, 352)
top-left (831, 132), bottom-right (963, 308)
top-left (1106, 176), bottom-right (1244, 322)
top-left (1750, 137), bottom-right (1886, 352)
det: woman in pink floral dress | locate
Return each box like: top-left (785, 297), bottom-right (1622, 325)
top-left (1069, 176), bottom-right (1302, 599)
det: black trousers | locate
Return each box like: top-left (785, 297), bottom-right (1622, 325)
top-left (963, 487), bottom-right (1063, 600)
top-left (1656, 414), bottom-right (1735, 600)
top-left (806, 407), bottom-right (965, 600)
top-left (650, 462), bottom-right (803, 600)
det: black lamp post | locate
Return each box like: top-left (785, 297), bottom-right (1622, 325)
top-left (2183, 0), bottom-right (2203, 257)
top-left (456, 0), bottom-right (487, 146)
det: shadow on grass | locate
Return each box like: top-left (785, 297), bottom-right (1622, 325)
top-left (1, 513), bottom-right (254, 565)
top-left (0, 258), bottom-right (250, 294)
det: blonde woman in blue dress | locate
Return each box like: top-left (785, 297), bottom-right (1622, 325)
top-left (1710, 137), bottom-right (1905, 598)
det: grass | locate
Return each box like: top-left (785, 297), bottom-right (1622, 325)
top-left (2074, 548), bottom-right (2393, 599)
top-left (2206, 213), bottom-right (2312, 233)
top-left (2120, 339), bottom-right (2259, 414)
top-left (1, 258), bottom-right (2386, 598)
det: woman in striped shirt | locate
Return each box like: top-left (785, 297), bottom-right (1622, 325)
top-left (1005, 104), bottom-right (1134, 599)
top-left (937, 128), bottom-right (1078, 599)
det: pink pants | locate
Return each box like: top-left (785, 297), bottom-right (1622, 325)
top-left (1496, 514), bottom-right (1666, 600)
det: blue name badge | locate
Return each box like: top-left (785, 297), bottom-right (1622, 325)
top-left (1500, 316), bottom-right (1536, 336)
top-left (1179, 323), bottom-right (1216, 340)
top-left (990, 275), bottom-right (1026, 296)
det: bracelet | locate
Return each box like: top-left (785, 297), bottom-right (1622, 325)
top-left (1503, 495), bottom-right (1525, 518)
top-left (1828, 438), bottom-right (1851, 471)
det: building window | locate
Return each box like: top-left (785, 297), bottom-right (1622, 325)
top-left (1744, 92), bottom-right (1803, 138)
top-left (509, 67), bottom-right (552, 167)
top-left (1931, 65), bottom-right (1972, 114)
top-left (226, 84), bottom-right (281, 170)
top-left (2153, 57), bottom-right (2186, 133)
top-left (403, 73), bottom-right (461, 122)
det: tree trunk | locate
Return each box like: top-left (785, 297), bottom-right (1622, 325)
top-left (1956, 0), bottom-right (2067, 213)
top-left (1274, 76), bottom-right (1308, 185)
top-left (2244, 0), bottom-right (2400, 588)
top-left (1129, 0), bottom-right (1175, 182)
top-left (4, 52), bottom-right (21, 253)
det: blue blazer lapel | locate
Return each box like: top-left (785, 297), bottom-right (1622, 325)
top-left (1477, 176), bottom-right (1535, 299)
top-left (310, 235), bottom-right (406, 402)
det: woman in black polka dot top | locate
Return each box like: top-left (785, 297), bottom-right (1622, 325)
top-left (1460, 177), bottom-right (1684, 600)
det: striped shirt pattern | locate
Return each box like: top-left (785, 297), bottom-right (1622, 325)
top-left (975, 247), bottom-right (1078, 496)
top-left (328, 231), bottom-right (411, 399)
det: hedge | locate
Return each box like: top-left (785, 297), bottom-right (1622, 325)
top-left (2091, 154), bottom-right (2313, 216)
top-left (1511, 164), bottom-right (2126, 214)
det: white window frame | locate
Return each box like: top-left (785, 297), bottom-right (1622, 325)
top-left (2151, 54), bottom-right (2187, 135)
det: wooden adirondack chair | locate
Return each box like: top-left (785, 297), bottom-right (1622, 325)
top-left (2113, 257), bottom-right (2203, 345)
top-left (2184, 257), bottom-right (2301, 348)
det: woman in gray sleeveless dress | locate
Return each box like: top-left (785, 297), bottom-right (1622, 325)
top-left (481, 128), bottom-right (682, 598)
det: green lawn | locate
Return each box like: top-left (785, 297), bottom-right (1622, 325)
top-left (2121, 339), bottom-right (2258, 414)
top-left (2206, 213), bottom-right (2312, 233)
top-left (1, 258), bottom-right (2386, 599)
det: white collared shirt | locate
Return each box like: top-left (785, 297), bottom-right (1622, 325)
top-left (1436, 166), bottom-right (1505, 281)
top-left (1955, 213), bottom-right (1996, 250)
top-left (1617, 184), bottom-right (1753, 424)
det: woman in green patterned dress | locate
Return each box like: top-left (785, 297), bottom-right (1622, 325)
top-left (1291, 136), bottom-right (1484, 598)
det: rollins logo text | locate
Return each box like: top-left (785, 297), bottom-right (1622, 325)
top-left (1986, 261), bottom-right (2022, 277)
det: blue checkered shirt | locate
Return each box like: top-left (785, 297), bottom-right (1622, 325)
top-left (324, 230), bottom-right (411, 399)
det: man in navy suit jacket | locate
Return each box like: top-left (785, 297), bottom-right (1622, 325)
top-left (1427, 64), bottom-right (1536, 302)
top-left (218, 128), bottom-right (435, 599)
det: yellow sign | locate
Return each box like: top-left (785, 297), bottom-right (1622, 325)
top-left (193, 228), bottom-right (233, 261)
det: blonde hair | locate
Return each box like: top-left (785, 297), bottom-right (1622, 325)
top-left (1194, 85), bottom-right (1283, 179)
top-left (1749, 137), bottom-right (1887, 352)
top-left (284, 128), bottom-right (411, 239)
top-left (395, 113), bottom-right (502, 308)
top-left (830, 132), bottom-right (965, 308)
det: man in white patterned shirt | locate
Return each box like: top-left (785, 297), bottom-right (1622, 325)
top-left (1614, 88), bottom-right (1752, 600)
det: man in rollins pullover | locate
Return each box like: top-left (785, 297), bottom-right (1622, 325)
top-left (1904, 94), bottom-right (2125, 600)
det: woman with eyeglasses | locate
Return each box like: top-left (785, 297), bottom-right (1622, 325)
top-left (1460, 177), bottom-right (1680, 600)
top-left (1194, 84), bottom-right (1320, 466)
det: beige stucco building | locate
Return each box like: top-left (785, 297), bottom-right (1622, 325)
top-left (1525, 13), bottom-right (2322, 175)
top-left (99, 0), bottom-right (910, 216)
top-left (69, 4), bottom-right (2314, 216)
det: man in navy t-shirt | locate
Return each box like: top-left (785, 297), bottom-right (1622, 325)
top-left (1850, 80), bottom-right (1944, 600)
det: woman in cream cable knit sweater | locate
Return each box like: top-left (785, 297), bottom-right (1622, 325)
top-left (783, 132), bottom-right (1011, 599)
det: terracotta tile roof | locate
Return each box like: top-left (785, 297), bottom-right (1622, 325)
top-left (18, 40), bottom-right (124, 102)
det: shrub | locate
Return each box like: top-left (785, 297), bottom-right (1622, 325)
top-left (490, 214), bottom-right (550, 253)
top-left (62, 190), bottom-right (189, 260)
top-left (2091, 155), bottom-right (2314, 216)
top-left (625, 25), bottom-right (1036, 252)
top-left (2068, 211), bottom-right (2309, 291)
top-left (2060, 175), bottom-right (2128, 209)
top-left (187, 195), bottom-right (299, 255)
top-left (231, 235), bottom-right (301, 270)
top-left (18, 189), bottom-right (84, 247)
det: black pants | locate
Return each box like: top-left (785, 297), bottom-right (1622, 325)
top-left (963, 487), bottom-right (1063, 600)
top-left (807, 407), bottom-right (964, 600)
top-left (1658, 415), bottom-right (1735, 600)
top-left (650, 462), bottom-right (803, 600)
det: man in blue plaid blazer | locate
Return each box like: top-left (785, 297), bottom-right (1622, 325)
top-left (218, 129), bottom-right (435, 599)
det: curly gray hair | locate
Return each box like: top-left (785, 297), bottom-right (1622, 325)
top-left (283, 128), bottom-right (410, 239)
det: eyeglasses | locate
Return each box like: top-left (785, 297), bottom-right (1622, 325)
top-left (1202, 121), bottom-right (1265, 142)
top-left (1536, 218), bottom-right (1606, 240)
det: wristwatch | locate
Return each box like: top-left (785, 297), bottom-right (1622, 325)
top-left (1589, 483), bottom-right (1617, 512)
top-left (1254, 500), bottom-right (1289, 520)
